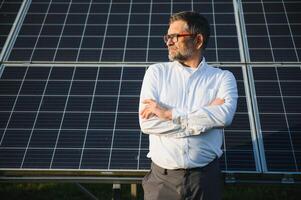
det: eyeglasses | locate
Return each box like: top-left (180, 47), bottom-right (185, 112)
top-left (163, 33), bottom-right (196, 43)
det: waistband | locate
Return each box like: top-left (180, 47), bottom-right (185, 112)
top-left (151, 158), bottom-right (219, 175)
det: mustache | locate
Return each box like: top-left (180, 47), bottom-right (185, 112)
top-left (168, 47), bottom-right (177, 51)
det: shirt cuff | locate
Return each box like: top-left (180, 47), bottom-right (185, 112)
top-left (188, 108), bottom-right (212, 133)
top-left (171, 108), bottom-right (183, 124)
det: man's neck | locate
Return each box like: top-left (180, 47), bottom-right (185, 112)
top-left (180, 56), bottom-right (202, 69)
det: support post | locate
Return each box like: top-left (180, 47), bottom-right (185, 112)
top-left (112, 184), bottom-right (121, 200)
top-left (75, 183), bottom-right (98, 200)
top-left (131, 184), bottom-right (137, 200)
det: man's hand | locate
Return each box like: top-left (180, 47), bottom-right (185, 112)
top-left (209, 98), bottom-right (225, 106)
top-left (140, 99), bottom-right (172, 120)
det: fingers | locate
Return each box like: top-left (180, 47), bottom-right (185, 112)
top-left (209, 98), bottom-right (225, 106)
top-left (140, 99), bottom-right (162, 119)
top-left (140, 108), bottom-right (156, 119)
top-left (142, 99), bottom-right (156, 105)
top-left (140, 99), bottom-right (156, 119)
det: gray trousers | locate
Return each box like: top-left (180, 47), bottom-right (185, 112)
top-left (142, 158), bottom-right (222, 200)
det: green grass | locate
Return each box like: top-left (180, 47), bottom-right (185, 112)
top-left (0, 183), bottom-right (300, 200)
top-left (223, 184), bottom-right (301, 200)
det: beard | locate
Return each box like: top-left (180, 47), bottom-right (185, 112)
top-left (168, 42), bottom-right (195, 62)
top-left (168, 49), bottom-right (194, 61)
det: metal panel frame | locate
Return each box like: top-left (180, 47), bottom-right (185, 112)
top-left (0, 0), bottom-right (31, 62)
top-left (234, 0), bottom-right (263, 172)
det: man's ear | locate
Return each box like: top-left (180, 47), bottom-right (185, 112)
top-left (195, 34), bottom-right (204, 50)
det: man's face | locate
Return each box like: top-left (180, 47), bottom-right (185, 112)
top-left (166, 20), bottom-right (196, 62)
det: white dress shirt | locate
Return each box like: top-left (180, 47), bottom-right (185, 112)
top-left (139, 58), bottom-right (238, 169)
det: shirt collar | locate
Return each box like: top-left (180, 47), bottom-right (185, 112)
top-left (173, 57), bottom-right (208, 74)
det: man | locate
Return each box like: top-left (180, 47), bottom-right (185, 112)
top-left (139, 11), bottom-right (237, 200)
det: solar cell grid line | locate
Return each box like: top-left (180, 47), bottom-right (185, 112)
top-left (116, 66), bottom-right (146, 169)
top-left (122, 0), bottom-right (132, 62)
top-left (211, 0), bottom-right (218, 62)
top-left (77, 1), bottom-right (105, 61)
top-left (49, 67), bottom-right (76, 169)
top-left (23, 67), bottom-right (68, 168)
top-left (274, 66), bottom-right (298, 171)
top-left (101, 2), bottom-right (130, 62)
top-left (20, 67), bottom-right (52, 168)
top-left (0, 67), bottom-right (29, 150)
top-left (106, 65), bottom-right (123, 170)
top-left (110, 68), bottom-right (144, 169)
top-left (27, 0), bottom-right (54, 62)
top-left (251, 66), bottom-right (301, 172)
top-left (57, 67), bottom-right (99, 169)
top-left (261, 0), bottom-right (276, 62)
top-left (78, 66), bottom-right (99, 169)
top-left (75, 0), bottom-right (93, 62)
top-left (144, 0), bottom-right (152, 62)
top-left (147, 1), bottom-right (168, 62)
top-left (98, 0), bottom-right (112, 62)
top-left (53, 1), bottom-right (75, 62)
top-left (281, 0), bottom-right (299, 62)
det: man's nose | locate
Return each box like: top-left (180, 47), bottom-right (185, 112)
top-left (166, 38), bottom-right (174, 46)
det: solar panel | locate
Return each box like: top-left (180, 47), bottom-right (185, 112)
top-left (1, 0), bottom-right (300, 182)
top-left (0, 0), bottom-right (23, 58)
top-left (251, 66), bottom-right (301, 172)
top-left (0, 65), bottom-right (257, 172)
top-left (7, 0), bottom-right (241, 62)
top-left (241, 0), bottom-right (300, 62)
